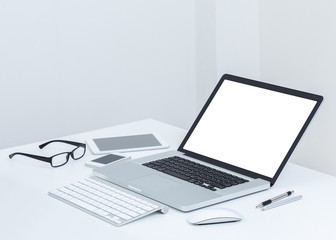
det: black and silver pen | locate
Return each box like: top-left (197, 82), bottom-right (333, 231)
top-left (256, 190), bottom-right (294, 208)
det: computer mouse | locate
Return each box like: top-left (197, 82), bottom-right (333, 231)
top-left (187, 208), bottom-right (242, 225)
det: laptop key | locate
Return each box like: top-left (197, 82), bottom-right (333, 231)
top-left (163, 169), bottom-right (190, 181)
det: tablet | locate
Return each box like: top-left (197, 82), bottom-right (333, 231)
top-left (87, 133), bottom-right (169, 154)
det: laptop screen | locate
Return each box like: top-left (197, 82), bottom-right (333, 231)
top-left (180, 75), bottom-right (322, 183)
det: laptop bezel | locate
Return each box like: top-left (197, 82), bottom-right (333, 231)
top-left (178, 74), bottom-right (323, 186)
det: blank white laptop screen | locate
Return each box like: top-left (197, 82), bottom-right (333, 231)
top-left (183, 80), bottom-right (317, 178)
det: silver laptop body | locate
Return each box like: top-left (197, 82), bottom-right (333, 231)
top-left (94, 74), bottom-right (323, 212)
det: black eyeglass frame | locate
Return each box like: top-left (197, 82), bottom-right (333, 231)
top-left (9, 140), bottom-right (86, 168)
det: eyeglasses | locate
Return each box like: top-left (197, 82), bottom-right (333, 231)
top-left (9, 140), bottom-right (86, 168)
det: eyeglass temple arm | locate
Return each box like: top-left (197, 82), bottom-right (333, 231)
top-left (9, 152), bottom-right (51, 163)
top-left (39, 140), bottom-right (85, 149)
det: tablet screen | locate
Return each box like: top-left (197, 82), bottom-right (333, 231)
top-left (93, 134), bottom-right (162, 151)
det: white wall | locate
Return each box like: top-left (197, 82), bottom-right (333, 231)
top-left (195, 0), bottom-right (217, 110)
top-left (216, 0), bottom-right (260, 80)
top-left (194, 0), bottom-right (260, 113)
top-left (0, 0), bottom-right (196, 149)
top-left (259, 0), bottom-right (336, 176)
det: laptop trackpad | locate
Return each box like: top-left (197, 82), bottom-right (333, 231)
top-left (128, 174), bottom-right (180, 192)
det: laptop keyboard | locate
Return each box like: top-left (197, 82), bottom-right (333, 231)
top-left (143, 156), bottom-right (248, 191)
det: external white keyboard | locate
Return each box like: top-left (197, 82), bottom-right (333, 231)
top-left (49, 177), bottom-right (169, 226)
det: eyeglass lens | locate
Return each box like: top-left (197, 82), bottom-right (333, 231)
top-left (51, 153), bottom-right (69, 167)
top-left (72, 146), bottom-right (86, 159)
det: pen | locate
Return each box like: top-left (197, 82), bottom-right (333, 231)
top-left (256, 190), bottom-right (294, 208)
top-left (261, 195), bottom-right (303, 211)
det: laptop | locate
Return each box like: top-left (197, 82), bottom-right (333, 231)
top-left (93, 74), bottom-right (323, 212)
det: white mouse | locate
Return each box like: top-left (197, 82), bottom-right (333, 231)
top-left (187, 208), bottom-right (242, 225)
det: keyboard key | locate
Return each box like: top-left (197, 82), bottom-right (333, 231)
top-left (70, 198), bottom-right (97, 212)
top-left (118, 213), bottom-right (132, 220)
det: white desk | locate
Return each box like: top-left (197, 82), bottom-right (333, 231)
top-left (1, 119), bottom-right (335, 240)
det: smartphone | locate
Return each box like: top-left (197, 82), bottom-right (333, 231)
top-left (85, 154), bottom-right (130, 168)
